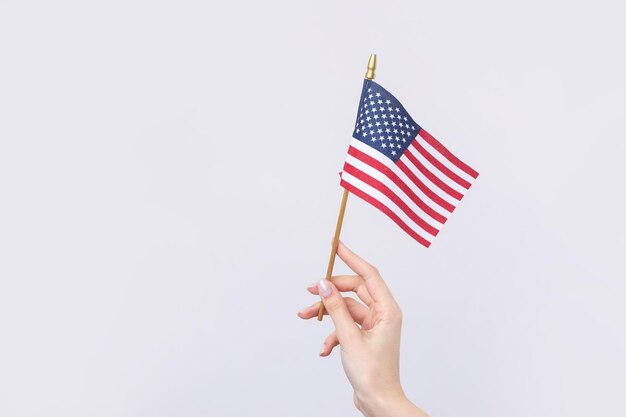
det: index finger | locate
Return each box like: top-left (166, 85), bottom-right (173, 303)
top-left (336, 241), bottom-right (396, 306)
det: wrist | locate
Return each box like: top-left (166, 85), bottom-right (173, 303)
top-left (355, 389), bottom-right (427, 417)
top-left (355, 388), bottom-right (406, 417)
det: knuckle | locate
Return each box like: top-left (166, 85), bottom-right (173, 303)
top-left (366, 264), bottom-right (380, 278)
top-left (343, 296), bottom-right (356, 306)
top-left (323, 294), bottom-right (342, 310)
top-left (387, 305), bottom-right (403, 324)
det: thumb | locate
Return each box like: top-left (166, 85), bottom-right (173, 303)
top-left (317, 279), bottom-right (361, 346)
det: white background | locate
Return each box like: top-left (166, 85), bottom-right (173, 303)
top-left (1, 1), bottom-right (625, 416)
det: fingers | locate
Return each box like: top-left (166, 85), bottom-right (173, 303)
top-left (316, 279), bottom-right (361, 346)
top-left (344, 297), bottom-right (368, 325)
top-left (307, 275), bottom-right (374, 307)
top-left (336, 241), bottom-right (395, 306)
top-left (297, 301), bottom-right (323, 319)
top-left (320, 331), bottom-right (339, 357)
top-left (298, 297), bottom-right (368, 325)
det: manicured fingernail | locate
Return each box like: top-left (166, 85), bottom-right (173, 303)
top-left (319, 342), bottom-right (326, 356)
top-left (317, 279), bottom-right (332, 298)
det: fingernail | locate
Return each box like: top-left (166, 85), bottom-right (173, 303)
top-left (317, 279), bottom-right (332, 298)
top-left (319, 342), bottom-right (326, 356)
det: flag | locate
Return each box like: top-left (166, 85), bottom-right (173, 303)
top-left (340, 79), bottom-right (479, 247)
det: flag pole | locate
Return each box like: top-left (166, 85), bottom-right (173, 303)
top-left (317, 53), bottom-right (377, 321)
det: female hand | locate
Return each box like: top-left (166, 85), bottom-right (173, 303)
top-left (297, 241), bottom-right (428, 417)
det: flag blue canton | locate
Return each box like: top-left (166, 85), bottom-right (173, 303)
top-left (352, 79), bottom-right (422, 162)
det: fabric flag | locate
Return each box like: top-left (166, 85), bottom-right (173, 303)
top-left (340, 79), bottom-right (479, 247)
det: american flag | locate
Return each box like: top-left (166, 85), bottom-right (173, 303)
top-left (340, 79), bottom-right (479, 247)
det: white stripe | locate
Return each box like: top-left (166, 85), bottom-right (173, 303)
top-left (417, 136), bottom-right (476, 184)
top-left (345, 154), bottom-right (445, 228)
top-left (397, 151), bottom-right (460, 205)
top-left (341, 170), bottom-right (436, 240)
top-left (350, 139), bottom-right (456, 213)
top-left (405, 145), bottom-right (469, 195)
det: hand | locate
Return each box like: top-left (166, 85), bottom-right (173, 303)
top-left (297, 241), bottom-right (428, 417)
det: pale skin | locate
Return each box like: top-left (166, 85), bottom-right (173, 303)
top-left (297, 241), bottom-right (429, 417)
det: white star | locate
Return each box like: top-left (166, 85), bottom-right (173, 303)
top-left (371, 137), bottom-right (376, 142)
top-left (371, 107), bottom-right (377, 113)
top-left (375, 92), bottom-right (381, 97)
top-left (403, 116), bottom-right (408, 121)
top-left (381, 114), bottom-right (387, 119)
top-left (366, 116), bottom-right (371, 121)
top-left (379, 106), bottom-right (385, 112)
top-left (381, 143), bottom-right (387, 148)
top-left (385, 99), bottom-right (391, 104)
top-left (368, 88), bottom-right (372, 92)
top-left (367, 123), bottom-right (373, 128)
top-left (377, 128), bottom-right (383, 134)
top-left (391, 150), bottom-right (397, 156)
top-left (395, 107), bottom-right (400, 112)
top-left (373, 114), bottom-right (379, 119)
top-left (377, 99), bottom-right (383, 104)
top-left (362, 131), bottom-right (367, 136)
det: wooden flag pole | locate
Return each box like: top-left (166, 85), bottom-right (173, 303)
top-left (317, 53), bottom-right (377, 321)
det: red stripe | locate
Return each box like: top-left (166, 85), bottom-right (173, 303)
top-left (412, 141), bottom-right (472, 189)
top-left (395, 159), bottom-right (456, 211)
top-left (418, 129), bottom-right (479, 179)
top-left (402, 147), bottom-right (464, 200)
top-left (343, 162), bottom-right (439, 237)
top-left (347, 146), bottom-right (447, 224)
top-left (340, 179), bottom-right (431, 248)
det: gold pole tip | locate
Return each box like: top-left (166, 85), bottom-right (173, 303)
top-left (365, 53), bottom-right (377, 80)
